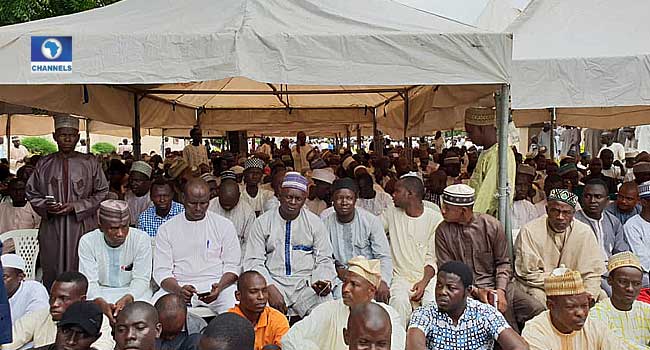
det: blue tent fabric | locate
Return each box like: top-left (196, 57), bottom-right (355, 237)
top-left (0, 241), bottom-right (12, 344)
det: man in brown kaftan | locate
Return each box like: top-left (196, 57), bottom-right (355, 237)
top-left (26, 116), bottom-right (108, 289)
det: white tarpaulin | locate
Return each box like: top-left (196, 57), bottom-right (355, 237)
top-left (0, 0), bottom-right (512, 136)
top-left (510, 0), bottom-right (650, 128)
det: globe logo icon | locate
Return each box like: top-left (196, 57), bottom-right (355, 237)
top-left (40, 38), bottom-right (62, 60)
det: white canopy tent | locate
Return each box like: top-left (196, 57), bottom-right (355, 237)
top-left (510, 0), bottom-right (650, 129)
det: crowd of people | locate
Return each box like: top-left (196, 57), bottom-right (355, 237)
top-left (1, 109), bottom-right (650, 350)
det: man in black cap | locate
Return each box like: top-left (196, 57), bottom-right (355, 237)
top-left (34, 301), bottom-right (103, 350)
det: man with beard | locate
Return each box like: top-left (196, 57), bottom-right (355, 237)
top-left (114, 302), bottom-right (162, 350)
top-left (522, 269), bottom-right (628, 349)
top-left (137, 179), bottom-right (184, 238)
top-left (26, 116), bottom-right (109, 289)
top-left (589, 252), bottom-right (650, 348)
top-left (244, 172), bottom-right (335, 318)
top-left (406, 261), bottom-right (527, 350)
top-left (3, 272), bottom-right (114, 350)
top-left (514, 189), bottom-right (606, 304)
top-left (282, 257), bottom-right (404, 350)
top-left (228, 271), bottom-right (289, 350)
top-left (78, 200), bottom-right (152, 322)
top-left (124, 161), bottom-right (153, 226)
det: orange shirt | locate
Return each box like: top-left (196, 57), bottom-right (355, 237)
top-left (228, 305), bottom-right (290, 350)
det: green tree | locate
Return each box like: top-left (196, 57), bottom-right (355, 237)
top-left (91, 142), bottom-right (116, 155)
top-left (21, 136), bottom-right (57, 155)
top-left (0, 0), bottom-right (121, 27)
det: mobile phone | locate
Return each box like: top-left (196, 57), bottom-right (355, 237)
top-left (491, 291), bottom-right (499, 308)
top-left (45, 195), bottom-right (58, 205)
top-left (197, 291), bottom-right (210, 298)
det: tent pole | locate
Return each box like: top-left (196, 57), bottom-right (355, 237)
top-left (403, 90), bottom-right (410, 148)
top-left (132, 93), bottom-right (142, 160)
top-left (496, 84), bottom-right (512, 260)
top-left (6, 114), bottom-right (11, 161)
top-left (161, 129), bottom-right (165, 156)
top-left (550, 108), bottom-right (557, 160)
top-left (372, 109), bottom-right (381, 155)
top-left (85, 119), bottom-right (91, 154)
top-left (346, 125), bottom-right (351, 151)
top-left (356, 124), bottom-right (362, 152)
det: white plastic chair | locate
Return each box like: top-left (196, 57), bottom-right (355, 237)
top-left (0, 229), bottom-right (39, 279)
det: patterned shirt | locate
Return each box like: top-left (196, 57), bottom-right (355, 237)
top-left (589, 298), bottom-right (650, 348)
top-left (408, 298), bottom-right (510, 350)
top-left (137, 201), bottom-right (184, 237)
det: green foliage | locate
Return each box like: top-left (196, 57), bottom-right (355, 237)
top-left (21, 136), bottom-right (57, 155)
top-left (91, 142), bottom-right (116, 155)
top-left (0, 0), bottom-right (122, 27)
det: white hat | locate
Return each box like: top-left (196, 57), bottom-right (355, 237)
top-left (442, 184), bottom-right (475, 206)
top-left (1, 254), bottom-right (26, 272)
top-left (311, 168), bottom-right (336, 184)
top-left (230, 165), bottom-right (244, 175)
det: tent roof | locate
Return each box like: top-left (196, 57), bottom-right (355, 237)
top-left (0, 0), bottom-right (511, 86)
top-left (510, 0), bottom-right (650, 111)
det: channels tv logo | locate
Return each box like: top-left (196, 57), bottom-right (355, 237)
top-left (31, 36), bottom-right (72, 73)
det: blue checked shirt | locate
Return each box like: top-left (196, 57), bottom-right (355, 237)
top-left (137, 201), bottom-right (184, 237)
top-left (408, 298), bottom-right (510, 350)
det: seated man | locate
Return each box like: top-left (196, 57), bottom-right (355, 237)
top-left (1, 254), bottom-right (48, 324)
top-left (406, 261), bottom-right (528, 350)
top-left (0, 179), bottom-right (41, 254)
top-left (209, 176), bottom-right (256, 258)
top-left (282, 257), bottom-right (405, 350)
top-left (114, 302), bottom-right (161, 350)
top-left (575, 178), bottom-right (630, 295)
top-left (606, 181), bottom-right (642, 225)
top-left (244, 172), bottom-right (336, 318)
top-left (384, 174), bottom-right (442, 327)
top-left (78, 200), bottom-right (152, 322)
top-left (436, 184), bottom-right (544, 332)
top-left (624, 181), bottom-right (650, 287)
top-left (138, 178), bottom-right (184, 238)
top-left (154, 178), bottom-right (241, 313)
top-left (241, 158), bottom-right (274, 216)
top-left (124, 161), bottom-right (153, 226)
top-left (228, 271), bottom-right (289, 350)
top-left (515, 189), bottom-right (606, 304)
top-left (356, 173), bottom-right (393, 216)
top-left (32, 301), bottom-right (103, 350)
top-left (305, 169), bottom-right (334, 216)
top-left (344, 303), bottom-right (392, 350)
top-left (322, 178), bottom-right (392, 302)
top-left (511, 164), bottom-right (539, 230)
top-left (3, 272), bottom-right (114, 350)
top-left (156, 294), bottom-right (207, 349)
top-left (522, 269), bottom-right (628, 349)
top-left (589, 252), bottom-right (650, 348)
top-left (582, 158), bottom-right (618, 197)
top-left (200, 313), bottom-right (255, 350)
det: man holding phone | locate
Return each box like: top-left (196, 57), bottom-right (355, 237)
top-left (153, 178), bottom-right (241, 314)
top-left (26, 115), bottom-right (109, 289)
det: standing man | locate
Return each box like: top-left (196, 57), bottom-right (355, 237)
top-left (599, 131), bottom-right (626, 163)
top-left (322, 178), bottom-right (392, 302)
top-left (124, 161), bottom-right (153, 226)
top-left (208, 178), bottom-right (256, 258)
top-left (291, 131), bottom-right (313, 173)
top-left (464, 107), bottom-right (516, 216)
top-left (624, 181), bottom-right (650, 287)
top-left (138, 178), bottom-right (184, 238)
top-left (9, 137), bottom-right (29, 171)
top-left (606, 181), bottom-right (642, 224)
top-left (244, 172), bottom-right (336, 318)
top-left (26, 115), bottom-right (109, 289)
top-left (153, 178), bottom-right (241, 313)
top-left (436, 184), bottom-right (544, 332)
top-left (384, 174), bottom-right (442, 327)
top-left (514, 189), bottom-right (606, 304)
top-left (183, 126), bottom-right (209, 169)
